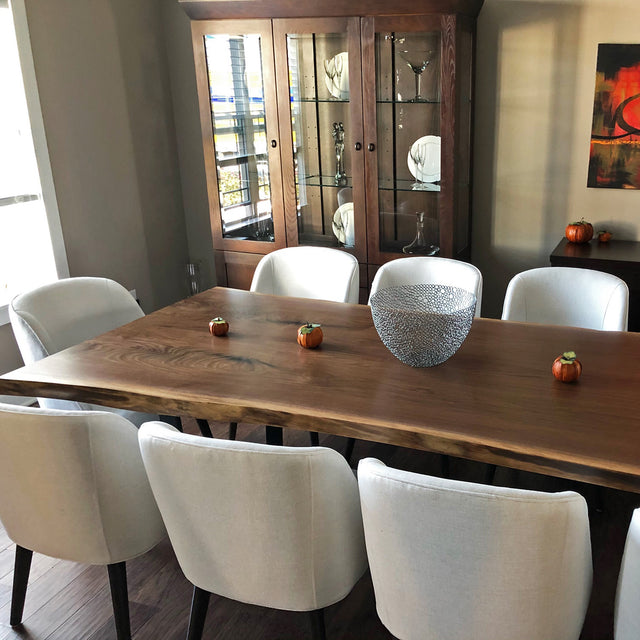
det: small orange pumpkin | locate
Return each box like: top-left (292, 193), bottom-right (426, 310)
top-left (552, 351), bottom-right (582, 383)
top-left (209, 317), bottom-right (229, 336)
top-left (598, 230), bottom-right (612, 243)
top-left (297, 323), bottom-right (323, 349)
top-left (565, 219), bottom-right (594, 244)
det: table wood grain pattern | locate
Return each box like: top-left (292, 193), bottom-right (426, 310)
top-left (1, 287), bottom-right (640, 492)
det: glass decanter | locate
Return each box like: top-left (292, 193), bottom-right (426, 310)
top-left (402, 211), bottom-right (439, 255)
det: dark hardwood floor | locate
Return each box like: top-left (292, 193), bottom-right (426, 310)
top-left (0, 418), bottom-right (637, 639)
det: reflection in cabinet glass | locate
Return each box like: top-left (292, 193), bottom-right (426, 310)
top-left (375, 30), bottom-right (442, 256)
top-left (286, 32), bottom-right (355, 249)
top-left (203, 34), bottom-right (275, 242)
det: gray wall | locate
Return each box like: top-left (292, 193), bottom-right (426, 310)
top-left (473, 0), bottom-right (640, 317)
top-left (20, 0), bottom-right (191, 312)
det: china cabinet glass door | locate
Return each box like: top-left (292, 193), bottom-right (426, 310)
top-left (363, 15), bottom-right (472, 263)
top-left (274, 19), bottom-right (366, 261)
top-left (192, 20), bottom-right (286, 253)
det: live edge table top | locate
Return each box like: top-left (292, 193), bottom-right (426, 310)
top-left (1, 287), bottom-right (640, 492)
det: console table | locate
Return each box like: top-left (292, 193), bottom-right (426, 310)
top-left (550, 238), bottom-right (640, 332)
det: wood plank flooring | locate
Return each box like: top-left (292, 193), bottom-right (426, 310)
top-left (0, 419), bottom-right (638, 639)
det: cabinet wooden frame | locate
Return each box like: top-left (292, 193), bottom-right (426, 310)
top-left (191, 19), bottom-right (287, 255)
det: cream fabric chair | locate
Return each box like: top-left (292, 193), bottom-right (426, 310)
top-left (502, 266), bottom-right (629, 331)
top-left (358, 458), bottom-right (592, 640)
top-left (0, 403), bottom-right (166, 640)
top-left (369, 256), bottom-right (483, 317)
top-left (615, 508), bottom-right (640, 639)
top-left (9, 276), bottom-right (158, 427)
top-left (138, 422), bottom-right (368, 640)
top-left (251, 246), bottom-right (360, 304)
top-left (250, 246), bottom-right (359, 447)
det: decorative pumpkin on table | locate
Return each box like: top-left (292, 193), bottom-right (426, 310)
top-left (208, 317), bottom-right (229, 336)
top-left (565, 219), bottom-right (594, 244)
top-left (297, 323), bottom-right (323, 349)
top-left (552, 351), bottom-right (582, 382)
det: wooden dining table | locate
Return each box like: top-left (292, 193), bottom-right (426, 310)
top-left (1, 286), bottom-right (640, 493)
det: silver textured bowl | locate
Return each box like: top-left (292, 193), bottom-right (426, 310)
top-left (370, 284), bottom-right (476, 367)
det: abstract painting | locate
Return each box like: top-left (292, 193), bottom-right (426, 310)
top-left (588, 44), bottom-right (640, 189)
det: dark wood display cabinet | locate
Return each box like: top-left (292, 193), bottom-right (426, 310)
top-left (182, 0), bottom-right (484, 300)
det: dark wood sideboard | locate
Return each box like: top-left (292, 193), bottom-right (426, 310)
top-left (550, 238), bottom-right (640, 331)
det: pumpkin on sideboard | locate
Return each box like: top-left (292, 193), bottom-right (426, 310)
top-left (565, 220), bottom-right (594, 244)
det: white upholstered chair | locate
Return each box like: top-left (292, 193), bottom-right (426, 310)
top-left (501, 266), bottom-right (629, 331)
top-left (250, 246), bottom-right (360, 304)
top-left (358, 458), bottom-right (592, 640)
top-left (0, 403), bottom-right (166, 640)
top-left (615, 508), bottom-right (640, 639)
top-left (369, 256), bottom-right (483, 317)
top-left (138, 422), bottom-right (368, 640)
top-left (250, 246), bottom-right (359, 447)
top-left (9, 277), bottom-right (159, 428)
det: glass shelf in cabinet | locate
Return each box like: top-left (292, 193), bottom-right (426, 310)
top-left (291, 97), bottom-right (350, 104)
top-left (378, 178), bottom-right (441, 193)
top-left (298, 174), bottom-right (353, 189)
top-left (376, 98), bottom-right (441, 105)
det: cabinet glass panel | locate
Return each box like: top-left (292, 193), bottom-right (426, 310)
top-left (286, 32), bottom-right (355, 248)
top-left (375, 31), bottom-right (441, 255)
top-left (203, 34), bottom-right (274, 242)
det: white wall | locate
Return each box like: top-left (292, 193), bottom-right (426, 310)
top-left (473, 0), bottom-right (640, 317)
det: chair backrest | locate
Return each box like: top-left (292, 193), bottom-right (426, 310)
top-left (358, 458), bottom-right (592, 640)
top-left (10, 276), bottom-right (144, 363)
top-left (138, 422), bottom-right (367, 611)
top-left (0, 403), bottom-right (165, 565)
top-left (501, 266), bottom-right (629, 331)
top-left (615, 508), bottom-right (640, 639)
top-left (368, 257), bottom-right (483, 317)
top-left (250, 246), bottom-right (360, 304)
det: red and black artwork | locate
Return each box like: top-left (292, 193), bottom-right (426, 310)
top-left (588, 44), bottom-right (640, 189)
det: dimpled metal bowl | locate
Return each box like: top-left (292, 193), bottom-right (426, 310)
top-left (369, 284), bottom-right (476, 367)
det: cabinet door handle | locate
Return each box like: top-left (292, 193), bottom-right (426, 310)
top-left (355, 142), bottom-right (362, 151)
top-left (270, 139), bottom-right (277, 148)
top-left (368, 143), bottom-right (376, 152)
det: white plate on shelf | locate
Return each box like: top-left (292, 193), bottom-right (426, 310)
top-left (324, 52), bottom-right (349, 100)
top-left (407, 135), bottom-right (441, 183)
top-left (332, 202), bottom-right (355, 247)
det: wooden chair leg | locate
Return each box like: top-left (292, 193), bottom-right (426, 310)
top-left (10, 545), bottom-right (33, 626)
top-left (308, 608), bottom-right (327, 640)
top-left (440, 454), bottom-right (450, 478)
top-left (484, 463), bottom-right (497, 485)
top-left (344, 437), bottom-right (356, 464)
top-left (265, 425), bottom-right (284, 446)
top-left (309, 431), bottom-right (320, 446)
top-left (196, 418), bottom-right (213, 438)
top-left (228, 422), bottom-right (238, 440)
top-left (187, 586), bottom-right (211, 640)
top-left (107, 562), bottom-right (131, 640)
top-left (160, 415), bottom-right (184, 432)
